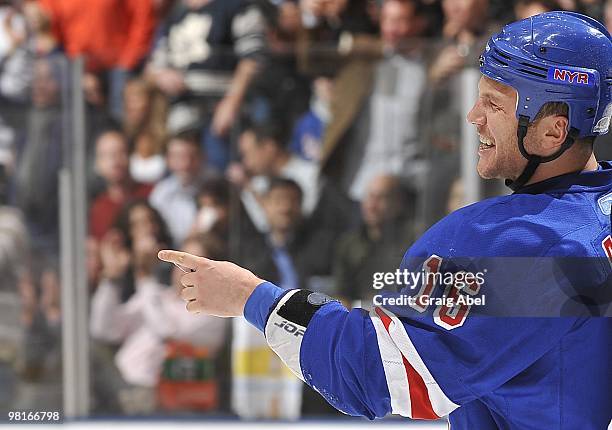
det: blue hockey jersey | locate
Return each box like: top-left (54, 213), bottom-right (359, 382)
top-left (244, 161), bottom-right (612, 429)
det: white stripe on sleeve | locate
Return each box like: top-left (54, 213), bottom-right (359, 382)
top-left (377, 307), bottom-right (459, 417)
top-left (370, 308), bottom-right (413, 417)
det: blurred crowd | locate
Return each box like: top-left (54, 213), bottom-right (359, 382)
top-left (0, 0), bottom-right (611, 420)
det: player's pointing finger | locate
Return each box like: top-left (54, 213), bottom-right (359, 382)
top-left (158, 250), bottom-right (203, 270)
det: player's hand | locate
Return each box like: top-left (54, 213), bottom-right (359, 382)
top-left (158, 250), bottom-right (264, 317)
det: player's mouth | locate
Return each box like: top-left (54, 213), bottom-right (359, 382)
top-left (478, 136), bottom-right (495, 153)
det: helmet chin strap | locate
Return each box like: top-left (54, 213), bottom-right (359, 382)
top-left (505, 115), bottom-right (580, 191)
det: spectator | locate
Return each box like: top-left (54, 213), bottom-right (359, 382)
top-left (421, 0), bottom-right (496, 228)
top-left (333, 174), bottom-right (415, 304)
top-left (86, 235), bottom-right (102, 292)
top-left (129, 131), bottom-right (167, 185)
top-left (300, 0), bottom-right (375, 32)
top-left (11, 61), bottom-right (63, 381)
top-left (83, 72), bottom-right (116, 199)
top-left (232, 119), bottom-right (354, 270)
top-left (0, 1), bottom-right (25, 64)
top-left (123, 78), bottom-right (168, 184)
top-left (15, 267), bottom-right (62, 411)
top-left (0, 2), bottom-right (28, 174)
top-left (0, 205), bottom-right (28, 413)
top-left (556, 0), bottom-right (577, 10)
top-left (514, 0), bottom-right (560, 20)
top-left (112, 199), bottom-right (172, 278)
top-left (233, 121), bottom-right (319, 231)
top-left (232, 177), bottom-right (344, 417)
top-left (237, 177), bottom-right (342, 295)
top-left (14, 56), bottom-right (63, 257)
top-left (38, 0), bottom-right (157, 118)
top-left (123, 77), bottom-right (167, 145)
top-left (231, 178), bottom-right (306, 420)
top-left (192, 177), bottom-right (250, 239)
top-left (89, 130), bottom-right (153, 240)
top-left (146, 0), bottom-right (266, 170)
top-left (192, 177), bottom-right (232, 235)
top-left (11, 97), bottom-right (63, 410)
top-left (99, 199), bottom-right (172, 303)
top-left (289, 76), bottom-right (332, 162)
top-left (260, 178), bottom-right (303, 289)
top-left (149, 130), bottom-right (205, 246)
top-left (0, 0), bottom-right (59, 104)
top-left (91, 202), bottom-right (227, 414)
top-left (0, 205), bottom-right (28, 292)
top-left (190, 176), bottom-right (266, 271)
top-left (320, 0), bottom-right (428, 201)
top-left (21, 1), bottom-right (57, 54)
top-left (576, 0), bottom-right (605, 20)
top-left (90, 199), bottom-right (168, 414)
top-left (428, 0), bottom-right (492, 86)
top-left (244, 0), bottom-right (311, 127)
top-left (297, 0), bottom-right (379, 77)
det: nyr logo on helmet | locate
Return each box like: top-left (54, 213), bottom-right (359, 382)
top-left (547, 67), bottom-right (594, 87)
top-left (553, 69), bottom-right (588, 84)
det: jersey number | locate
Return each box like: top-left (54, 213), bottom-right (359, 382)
top-left (409, 255), bottom-right (481, 330)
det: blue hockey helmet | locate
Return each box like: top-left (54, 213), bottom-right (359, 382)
top-left (478, 11), bottom-right (612, 189)
top-left (480, 11), bottom-right (612, 138)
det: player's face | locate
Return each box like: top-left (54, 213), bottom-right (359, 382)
top-left (467, 76), bottom-right (526, 180)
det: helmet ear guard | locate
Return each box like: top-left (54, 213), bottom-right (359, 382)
top-left (479, 12), bottom-right (612, 190)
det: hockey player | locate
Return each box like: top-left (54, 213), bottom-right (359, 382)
top-left (159, 12), bottom-right (612, 429)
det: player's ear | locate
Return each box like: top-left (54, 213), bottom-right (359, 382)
top-left (538, 114), bottom-right (569, 152)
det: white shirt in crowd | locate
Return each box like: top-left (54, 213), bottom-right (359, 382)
top-left (129, 154), bottom-right (167, 185)
top-left (149, 175), bottom-right (199, 245)
top-left (349, 55), bottom-right (427, 200)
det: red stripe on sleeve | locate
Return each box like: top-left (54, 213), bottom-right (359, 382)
top-left (375, 307), bottom-right (440, 420)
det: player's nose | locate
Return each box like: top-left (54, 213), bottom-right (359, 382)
top-left (467, 100), bottom-right (485, 126)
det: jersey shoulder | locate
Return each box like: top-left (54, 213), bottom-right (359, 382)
top-left (409, 190), bottom-right (603, 258)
